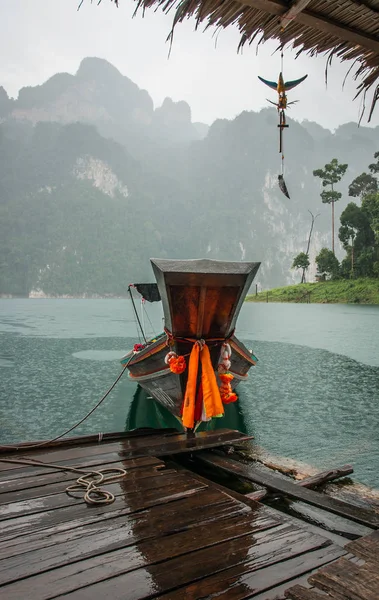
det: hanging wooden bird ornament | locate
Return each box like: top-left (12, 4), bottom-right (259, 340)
top-left (258, 53), bottom-right (307, 199)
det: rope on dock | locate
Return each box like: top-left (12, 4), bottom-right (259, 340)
top-left (0, 455), bottom-right (127, 505)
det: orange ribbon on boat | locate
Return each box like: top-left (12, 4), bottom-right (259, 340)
top-left (182, 340), bottom-right (224, 429)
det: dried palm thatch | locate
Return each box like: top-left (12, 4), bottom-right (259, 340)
top-left (91, 0), bottom-right (379, 120)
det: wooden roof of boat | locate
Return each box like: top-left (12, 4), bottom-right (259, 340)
top-left (102, 0), bottom-right (379, 118)
top-left (151, 258), bottom-right (260, 338)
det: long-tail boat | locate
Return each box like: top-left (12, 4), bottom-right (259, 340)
top-left (121, 258), bottom-right (260, 429)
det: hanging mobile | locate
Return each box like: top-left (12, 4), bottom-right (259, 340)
top-left (258, 50), bottom-right (307, 199)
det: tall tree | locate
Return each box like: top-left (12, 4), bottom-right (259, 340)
top-left (348, 153), bottom-right (378, 199)
top-left (313, 158), bottom-right (348, 254)
top-left (348, 172), bottom-right (377, 199)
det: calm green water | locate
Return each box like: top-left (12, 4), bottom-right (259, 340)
top-left (0, 299), bottom-right (378, 488)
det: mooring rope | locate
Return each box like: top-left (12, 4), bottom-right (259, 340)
top-left (0, 360), bottom-right (131, 452)
top-left (0, 358), bottom-right (134, 505)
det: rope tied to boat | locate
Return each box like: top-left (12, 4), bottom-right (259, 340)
top-left (0, 357), bottom-right (136, 504)
top-left (164, 327), bottom-right (235, 347)
top-left (0, 356), bottom-right (133, 453)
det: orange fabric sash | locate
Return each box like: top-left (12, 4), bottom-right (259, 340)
top-left (182, 342), bottom-right (224, 429)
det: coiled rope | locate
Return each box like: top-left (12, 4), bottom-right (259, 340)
top-left (0, 456), bottom-right (127, 505)
top-left (0, 361), bottom-right (132, 505)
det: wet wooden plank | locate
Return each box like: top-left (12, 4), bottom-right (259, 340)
top-left (0, 434), bottom-right (174, 472)
top-left (120, 430), bottom-right (251, 460)
top-left (0, 429), bottom-right (250, 473)
top-left (345, 530), bottom-right (379, 562)
top-left (0, 452), bottom-right (163, 482)
top-left (0, 477), bottom-right (207, 542)
top-left (295, 465), bottom-right (354, 488)
top-left (309, 557), bottom-right (379, 600)
top-left (0, 428), bottom-right (178, 453)
top-left (158, 545), bottom-right (345, 600)
top-left (0, 506), bottom-right (278, 586)
top-left (38, 525), bottom-right (340, 600)
top-left (0, 489), bottom-right (260, 563)
top-left (112, 429), bottom-right (252, 460)
top-left (0, 486), bottom-right (254, 560)
top-left (0, 464), bottom-right (171, 505)
top-left (254, 579), bottom-right (316, 600)
top-left (0, 470), bottom-right (200, 521)
top-left (197, 452), bottom-right (379, 529)
top-left (285, 584), bottom-right (332, 599)
top-left (0, 522), bottom-right (329, 599)
top-left (246, 465), bottom-right (354, 501)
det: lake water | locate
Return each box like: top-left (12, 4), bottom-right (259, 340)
top-left (0, 299), bottom-right (378, 488)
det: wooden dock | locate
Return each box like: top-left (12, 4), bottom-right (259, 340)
top-left (285, 531), bottom-right (379, 600)
top-left (0, 428), bottom-right (377, 599)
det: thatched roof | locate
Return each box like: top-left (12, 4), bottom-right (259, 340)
top-left (100, 0), bottom-right (379, 119)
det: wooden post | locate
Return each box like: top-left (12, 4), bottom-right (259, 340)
top-left (255, 284), bottom-right (258, 296)
top-left (266, 291), bottom-right (269, 303)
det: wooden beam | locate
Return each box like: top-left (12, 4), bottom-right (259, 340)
top-left (280, 0), bottom-right (313, 31)
top-left (239, 0), bottom-right (379, 53)
top-left (245, 464), bottom-right (354, 501)
top-left (196, 451), bottom-right (379, 529)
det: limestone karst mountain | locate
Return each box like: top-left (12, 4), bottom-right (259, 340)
top-left (0, 57), bottom-right (378, 296)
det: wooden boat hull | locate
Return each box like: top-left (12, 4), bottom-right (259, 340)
top-left (122, 335), bottom-right (257, 417)
top-left (122, 258), bottom-right (260, 422)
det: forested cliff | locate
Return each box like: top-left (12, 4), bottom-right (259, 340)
top-left (1, 57), bottom-right (378, 296)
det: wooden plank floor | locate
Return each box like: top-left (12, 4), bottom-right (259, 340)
top-left (0, 430), bottom-right (348, 599)
top-left (285, 531), bottom-right (379, 599)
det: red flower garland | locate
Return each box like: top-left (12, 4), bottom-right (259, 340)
top-left (165, 351), bottom-right (186, 375)
top-left (218, 343), bottom-right (238, 404)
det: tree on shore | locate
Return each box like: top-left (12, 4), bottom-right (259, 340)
top-left (292, 252), bottom-right (310, 282)
top-left (339, 202), bottom-right (375, 278)
top-left (338, 152), bottom-right (379, 278)
top-left (315, 248), bottom-right (340, 280)
top-left (313, 158), bottom-right (348, 254)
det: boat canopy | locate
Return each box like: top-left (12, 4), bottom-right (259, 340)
top-left (132, 283), bottom-right (161, 303)
top-left (151, 258), bottom-right (260, 339)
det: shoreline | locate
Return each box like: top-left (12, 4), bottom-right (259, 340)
top-left (244, 445), bottom-right (379, 511)
top-left (2, 278), bottom-right (379, 303)
top-left (0, 295), bottom-right (130, 300)
top-left (247, 278), bottom-right (379, 305)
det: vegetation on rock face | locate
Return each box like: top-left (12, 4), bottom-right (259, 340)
top-left (0, 121), bottom-right (192, 296)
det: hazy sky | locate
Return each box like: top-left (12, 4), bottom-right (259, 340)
top-left (1, 0), bottom-right (378, 129)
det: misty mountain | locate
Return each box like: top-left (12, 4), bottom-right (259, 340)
top-left (3, 57), bottom-right (208, 154)
top-left (0, 57), bottom-right (378, 296)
